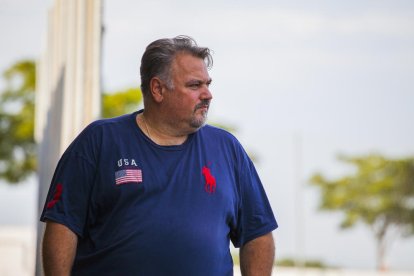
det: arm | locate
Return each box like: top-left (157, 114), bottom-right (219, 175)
top-left (239, 232), bottom-right (275, 276)
top-left (42, 221), bottom-right (78, 276)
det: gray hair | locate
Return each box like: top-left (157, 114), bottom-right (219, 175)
top-left (140, 35), bottom-right (213, 97)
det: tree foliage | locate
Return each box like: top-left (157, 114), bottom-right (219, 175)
top-left (310, 154), bottom-right (414, 270)
top-left (0, 60), bottom-right (36, 183)
top-left (102, 87), bottom-right (142, 119)
top-left (276, 258), bottom-right (327, 268)
top-left (0, 59), bottom-right (143, 184)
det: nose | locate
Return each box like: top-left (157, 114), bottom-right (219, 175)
top-left (201, 85), bottom-right (213, 101)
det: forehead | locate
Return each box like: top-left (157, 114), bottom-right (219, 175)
top-left (170, 53), bottom-right (209, 79)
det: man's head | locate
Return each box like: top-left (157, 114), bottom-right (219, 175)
top-left (140, 36), bottom-right (213, 98)
top-left (139, 36), bottom-right (214, 134)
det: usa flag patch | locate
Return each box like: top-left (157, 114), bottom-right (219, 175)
top-left (115, 169), bottom-right (143, 185)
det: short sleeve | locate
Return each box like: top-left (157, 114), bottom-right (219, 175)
top-left (40, 152), bottom-right (96, 237)
top-left (230, 152), bottom-right (278, 248)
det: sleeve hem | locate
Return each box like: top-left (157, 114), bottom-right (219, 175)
top-left (232, 222), bottom-right (278, 248)
top-left (40, 214), bottom-right (84, 238)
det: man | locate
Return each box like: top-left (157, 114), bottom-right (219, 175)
top-left (41, 36), bottom-right (278, 276)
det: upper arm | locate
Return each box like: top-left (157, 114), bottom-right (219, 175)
top-left (240, 232), bottom-right (275, 256)
top-left (40, 153), bottom-right (96, 237)
top-left (240, 232), bottom-right (275, 276)
top-left (42, 221), bottom-right (78, 276)
top-left (230, 150), bottom-right (278, 247)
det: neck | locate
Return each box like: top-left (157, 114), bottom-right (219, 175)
top-left (137, 111), bottom-right (188, 146)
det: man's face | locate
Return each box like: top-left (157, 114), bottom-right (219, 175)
top-left (162, 53), bottom-right (212, 132)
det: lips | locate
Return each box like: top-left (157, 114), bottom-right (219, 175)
top-left (195, 101), bottom-right (210, 111)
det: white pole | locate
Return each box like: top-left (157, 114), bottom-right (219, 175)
top-left (35, 1), bottom-right (102, 274)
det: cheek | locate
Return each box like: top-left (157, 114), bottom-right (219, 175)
top-left (177, 95), bottom-right (198, 108)
top-left (166, 91), bottom-right (199, 112)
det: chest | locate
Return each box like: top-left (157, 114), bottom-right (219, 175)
top-left (89, 138), bottom-right (239, 224)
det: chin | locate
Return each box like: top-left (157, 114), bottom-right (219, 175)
top-left (190, 117), bottom-right (207, 129)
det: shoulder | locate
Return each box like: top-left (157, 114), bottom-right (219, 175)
top-left (73, 113), bottom-right (135, 143)
top-left (199, 124), bottom-right (238, 141)
top-left (66, 113), bottom-right (135, 153)
top-left (84, 113), bottom-right (134, 133)
top-left (197, 124), bottom-right (245, 153)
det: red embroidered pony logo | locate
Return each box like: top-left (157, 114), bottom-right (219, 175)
top-left (47, 183), bottom-right (63, 209)
top-left (202, 166), bottom-right (216, 194)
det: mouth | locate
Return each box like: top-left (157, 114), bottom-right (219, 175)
top-left (195, 102), bottom-right (210, 112)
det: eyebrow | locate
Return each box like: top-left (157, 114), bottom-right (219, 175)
top-left (186, 78), bottom-right (212, 85)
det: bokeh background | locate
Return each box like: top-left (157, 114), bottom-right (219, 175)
top-left (1, 0), bottom-right (413, 272)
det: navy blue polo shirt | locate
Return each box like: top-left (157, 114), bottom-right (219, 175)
top-left (41, 110), bottom-right (277, 276)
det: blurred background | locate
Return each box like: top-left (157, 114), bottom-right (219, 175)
top-left (0, 0), bottom-right (413, 275)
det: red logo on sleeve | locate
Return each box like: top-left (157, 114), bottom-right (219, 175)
top-left (202, 166), bottom-right (216, 194)
top-left (46, 183), bottom-right (63, 209)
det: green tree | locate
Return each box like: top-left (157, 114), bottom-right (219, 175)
top-left (0, 59), bottom-right (143, 184)
top-left (276, 258), bottom-right (327, 268)
top-left (102, 87), bottom-right (142, 118)
top-left (0, 60), bottom-right (36, 183)
top-left (310, 154), bottom-right (414, 270)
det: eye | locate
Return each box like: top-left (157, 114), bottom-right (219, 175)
top-left (188, 82), bottom-right (201, 89)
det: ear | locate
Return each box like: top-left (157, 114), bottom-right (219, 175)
top-left (149, 77), bottom-right (164, 103)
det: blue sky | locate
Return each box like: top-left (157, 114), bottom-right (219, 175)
top-left (1, 0), bottom-right (414, 270)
